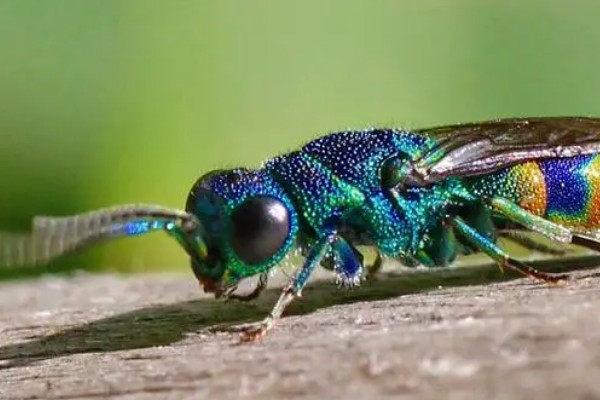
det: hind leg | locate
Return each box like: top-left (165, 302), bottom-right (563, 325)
top-left (452, 216), bottom-right (567, 283)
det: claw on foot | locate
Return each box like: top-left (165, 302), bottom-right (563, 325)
top-left (238, 325), bottom-right (269, 343)
top-left (215, 322), bottom-right (257, 334)
top-left (225, 319), bottom-right (273, 344)
top-left (504, 258), bottom-right (570, 285)
top-left (539, 273), bottom-right (570, 286)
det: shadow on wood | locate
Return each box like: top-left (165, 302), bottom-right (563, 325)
top-left (1, 255), bottom-right (599, 370)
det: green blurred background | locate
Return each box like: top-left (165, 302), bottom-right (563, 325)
top-left (1, 0), bottom-right (600, 278)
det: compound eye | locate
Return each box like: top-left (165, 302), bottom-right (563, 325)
top-left (230, 197), bottom-right (290, 265)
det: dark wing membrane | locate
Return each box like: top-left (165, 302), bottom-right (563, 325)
top-left (410, 117), bottom-right (600, 184)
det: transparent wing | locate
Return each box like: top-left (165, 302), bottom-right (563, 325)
top-left (410, 116), bottom-right (600, 184)
top-left (0, 204), bottom-right (198, 268)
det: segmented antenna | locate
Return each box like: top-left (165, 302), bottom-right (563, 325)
top-left (0, 204), bottom-right (198, 268)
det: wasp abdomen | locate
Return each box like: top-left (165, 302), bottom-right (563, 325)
top-left (470, 154), bottom-right (600, 229)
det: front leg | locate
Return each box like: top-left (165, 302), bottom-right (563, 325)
top-left (320, 236), bottom-right (366, 286)
top-left (239, 232), bottom-right (336, 342)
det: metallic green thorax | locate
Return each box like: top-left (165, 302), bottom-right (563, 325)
top-left (185, 121), bottom-right (600, 292)
top-left (264, 129), bottom-right (473, 257)
top-left (186, 129), bottom-right (477, 286)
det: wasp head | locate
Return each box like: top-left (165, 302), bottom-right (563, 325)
top-left (185, 168), bottom-right (298, 297)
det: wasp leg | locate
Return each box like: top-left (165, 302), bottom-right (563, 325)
top-left (489, 196), bottom-right (600, 266)
top-left (394, 223), bottom-right (457, 269)
top-left (330, 237), bottom-right (364, 287)
top-left (451, 216), bottom-right (568, 283)
top-left (387, 187), bottom-right (456, 268)
top-left (366, 252), bottom-right (384, 279)
top-left (571, 234), bottom-right (600, 252)
top-left (458, 201), bottom-right (497, 254)
top-left (499, 229), bottom-right (569, 256)
top-left (490, 197), bottom-right (572, 243)
top-left (421, 220), bottom-right (458, 267)
top-left (397, 249), bottom-right (438, 268)
top-left (393, 252), bottom-right (421, 268)
top-left (227, 273), bottom-right (269, 302)
top-left (320, 237), bottom-right (365, 286)
top-left (239, 232), bottom-right (336, 342)
top-left (413, 249), bottom-right (436, 267)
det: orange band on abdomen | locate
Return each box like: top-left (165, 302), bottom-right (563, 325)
top-left (507, 161), bottom-right (547, 216)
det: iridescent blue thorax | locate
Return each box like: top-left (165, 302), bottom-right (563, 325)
top-left (265, 129), bottom-right (465, 256)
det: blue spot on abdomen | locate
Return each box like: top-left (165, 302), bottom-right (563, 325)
top-left (539, 155), bottom-right (592, 218)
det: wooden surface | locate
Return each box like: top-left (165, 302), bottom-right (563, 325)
top-left (1, 257), bottom-right (600, 399)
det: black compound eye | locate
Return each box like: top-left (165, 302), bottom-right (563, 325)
top-left (230, 197), bottom-right (291, 265)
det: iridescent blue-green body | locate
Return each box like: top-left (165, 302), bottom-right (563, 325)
top-left (188, 119), bottom-right (600, 293)
top-left (188, 129), bottom-right (465, 288)
top-left (262, 130), bottom-right (461, 268)
top-left (5, 116), bottom-right (600, 340)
